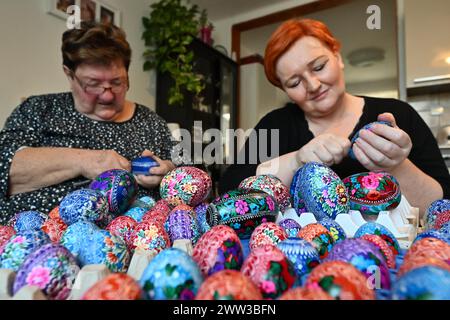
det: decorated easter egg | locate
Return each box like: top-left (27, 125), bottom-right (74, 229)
top-left (239, 174), bottom-right (291, 212)
top-left (0, 229), bottom-right (50, 271)
top-left (425, 199), bottom-right (450, 230)
top-left (194, 202), bottom-right (211, 234)
top-left (41, 218), bottom-right (68, 243)
top-left (292, 162), bottom-right (349, 220)
top-left (278, 218), bottom-right (302, 237)
top-left (167, 206), bottom-right (201, 245)
top-left (140, 248), bottom-right (203, 300)
top-left (124, 207), bottom-right (147, 223)
top-left (206, 189), bottom-right (279, 239)
top-left (59, 189), bottom-right (110, 226)
top-left (193, 225), bottom-right (244, 277)
top-left (391, 266), bottom-right (450, 300)
top-left (297, 223), bottom-right (335, 259)
top-left (9, 211), bottom-right (48, 233)
top-left (0, 225), bottom-right (16, 250)
top-left (349, 121), bottom-right (393, 160)
top-left (82, 273), bottom-right (143, 300)
top-left (160, 166), bottom-right (212, 207)
top-left (196, 270), bottom-right (262, 300)
top-left (403, 237), bottom-right (450, 265)
top-left (128, 196), bottom-right (155, 213)
top-left (129, 221), bottom-right (170, 254)
top-left (276, 238), bottom-right (320, 278)
top-left (325, 238), bottom-right (391, 289)
top-left (343, 172), bottom-right (401, 215)
top-left (414, 229), bottom-right (449, 244)
top-left (106, 216), bottom-right (138, 248)
top-left (89, 169), bottom-right (138, 215)
top-left (360, 234), bottom-right (396, 269)
top-left (13, 243), bottom-right (79, 300)
top-left (131, 156), bottom-right (160, 176)
top-left (249, 222), bottom-right (288, 250)
top-left (318, 217), bottom-right (347, 243)
top-left (49, 206), bottom-right (60, 219)
top-left (305, 260), bottom-right (376, 300)
top-left (398, 255), bottom-right (450, 277)
top-left (290, 168), bottom-right (308, 216)
top-left (241, 244), bottom-right (298, 299)
top-left (60, 220), bottom-right (98, 258)
top-left (354, 222), bottom-right (400, 256)
top-left (279, 286), bottom-right (333, 300)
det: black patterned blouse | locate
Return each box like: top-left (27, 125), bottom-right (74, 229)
top-left (0, 92), bottom-right (179, 224)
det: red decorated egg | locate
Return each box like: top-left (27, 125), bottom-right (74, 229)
top-left (41, 218), bottom-right (68, 243)
top-left (129, 221), bottom-right (170, 254)
top-left (82, 273), bottom-right (143, 300)
top-left (343, 172), bottom-right (401, 215)
top-left (297, 223), bottom-right (335, 259)
top-left (0, 225), bottom-right (16, 250)
top-left (160, 166), bottom-right (212, 207)
top-left (360, 234), bottom-right (396, 269)
top-left (249, 222), bottom-right (288, 250)
top-left (196, 270), bottom-right (262, 300)
top-left (193, 225), bottom-right (244, 277)
top-left (398, 255), bottom-right (450, 277)
top-left (49, 206), bottom-right (60, 219)
top-left (279, 285), bottom-right (333, 300)
top-left (403, 237), bottom-right (450, 265)
top-left (241, 244), bottom-right (298, 299)
top-left (106, 216), bottom-right (138, 248)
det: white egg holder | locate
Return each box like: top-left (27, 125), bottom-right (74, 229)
top-left (277, 195), bottom-right (420, 250)
top-left (0, 239), bottom-right (194, 300)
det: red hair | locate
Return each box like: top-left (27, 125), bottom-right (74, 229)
top-left (264, 19), bottom-right (341, 88)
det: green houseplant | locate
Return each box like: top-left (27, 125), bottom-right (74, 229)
top-left (142, 0), bottom-right (205, 106)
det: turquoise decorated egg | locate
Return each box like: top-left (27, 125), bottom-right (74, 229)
top-left (160, 166), bottom-right (212, 207)
top-left (13, 243), bottom-right (79, 300)
top-left (297, 223), bottom-right (335, 259)
top-left (129, 221), bottom-right (170, 255)
top-left (106, 216), bottom-right (138, 248)
top-left (140, 248), bottom-right (203, 300)
top-left (60, 220), bottom-right (99, 258)
top-left (0, 225), bottom-right (16, 250)
top-left (249, 222), bottom-right (288, 250)
top-left (59, 189), bottom-right (110, 226)
top-left (129, 196), bottom-right (156, 211)
top-left (349, 121), bottom-right (393, 160)
top-left (0, 229), bottom-right (50, 271)
top-left (206, 189), bottom-right (279, 239)
top-left (278, 219), bottom-right (302, 237)
top-left (391, 266), bottom-right (450, 300)
top-left (89, 169), bottom-right (138, 215)
top-left (193, 225), bottom-right (244, 277)
top-left (292, 162), bottom-right (349, 220)
top-left (9, 211), bottom-right (48, 233)
top-left (276, 238), bottom-right (320, 279)
top-left (343, 172), bottom-right (401, 215)
top-left (124, 207), bottom-right (147, 223)
top-left (354, 222), bottom-right (400, 256)
top-left (318, 217), bottom-right (347, 243)
top-left (239, 174), bottom-right (291, 212)
top-left (425, 199), bottom-right (450, 230)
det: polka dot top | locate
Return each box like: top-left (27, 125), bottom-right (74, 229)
top-left (0, 92), bottom-right (179, 224)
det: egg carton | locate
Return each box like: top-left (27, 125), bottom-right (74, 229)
top-left (278, 195), bottom-right (419, 250)
top-left (0, 239), bottom-right (194, 300)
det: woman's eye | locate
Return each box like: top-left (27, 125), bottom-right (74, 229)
top-left (313, 63), bottom-right (326, 72)
top-left (288, 79), bottom-right (301, 88)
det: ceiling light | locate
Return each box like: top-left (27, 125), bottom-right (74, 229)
top-left (346, 47), bottom-right (385, 67)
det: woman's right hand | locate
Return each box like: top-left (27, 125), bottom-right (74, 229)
top-left (296, 134), bottom-right (351, 167)
top-left (79, 149), bottom-right (131, 179)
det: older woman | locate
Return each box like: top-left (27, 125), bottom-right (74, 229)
top-left (0, 22), bottom-right (177, 223)
top-left (220, 19), bottom-right (450, 215)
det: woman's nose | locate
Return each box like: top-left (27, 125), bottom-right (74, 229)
top-left (98, 89), bottom-right (115, 102)
top-left (304, 75), bottom-right (321, 92)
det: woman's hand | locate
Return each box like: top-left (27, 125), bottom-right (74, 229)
top-left (352, 113), bottom-right (412, 172)
top-left (133, 150), bottom-right (176, 189)
top-left (80, 149), bottom-right (131, 179)
top-left (296, 133), bottom-right (351, 167)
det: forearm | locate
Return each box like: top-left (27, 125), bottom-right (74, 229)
top-left (8, 147), bottom-right (84, 195)
top-left (388, 159), bottom-right (443, 217)
top-left (256, 151), bottom-right (301, 187)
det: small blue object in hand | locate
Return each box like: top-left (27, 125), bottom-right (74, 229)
top-left (349, 120), bottom-right (393, 160)
top-left (131, 156), bottom-right (160, 176)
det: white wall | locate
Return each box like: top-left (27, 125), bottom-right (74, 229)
top-left (0, 0), bottom-right (156, 127)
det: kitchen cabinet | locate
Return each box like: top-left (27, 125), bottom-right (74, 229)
top-left (404, 0), bottom-right (450, 91)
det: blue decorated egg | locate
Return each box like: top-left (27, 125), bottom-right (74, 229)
top-left (425, 199), bottom-right (450, 230)
top-left (319, 217), bottom-right (347, 243)
top-left (89, 169), bottom-right (138, 215)
top-left (131, 156), bottom-right (160, 176)
top-left (276, 238), bottom-right (320, 279)
top-left (194, 202), bottom-right (211, 234)
top-left (440, 221), bottom-right (450, 237)
top-left (278, 219), bottom-right (302, 237)
top-left (140, 248), bottom-right (203, 300)
top-left (130, 196), bottom-right (156, 210)
top-left (354, 222), bottom-right (400, 256)
top-left (124, 207), bottom-right (147, 223)
top-left (167, 206), bottom-right (201, 245)
top-left (349, 121), bottom-right (393, 160)
top-left (290, 168), bottom-right (308, 216)
top-left (343, 172), bottom-right (401, 215)
top-left (13, 243), bottom-right (79, 300)
top-left (59, 189), bottom-right (110, 226)
top-left (9, 211), bottom-right (48, 233)
top-left (60, 220), bottom-right (99, 258)
top-left (325, 238), bottom-right (391, 289)
top-left (414, 229), bottom-right (450, 244)
top-left (391, 266), bottom-right (450, 300)
top-left (0, 229), bottom-right (50, 271)
top-left (206, 189), bottom-right (279, 239)
top-left (292, 162), bottom-right (350, 220)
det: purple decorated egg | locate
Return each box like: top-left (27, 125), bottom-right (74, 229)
top-left (167, 205), bottom-right (201, 245)
top-left (349, 121), bottom-right (393, 160)
top-left (425, 199), bottom-right (450, 230)
top-left (89, 169), bottom-right (138, 215)
top-left (194, 202), bottom-right (211, 234)
top-left (13, 243), bottom-right (79, 300)
top-left (278, 218), bottom-right (302, 237)
top-left (343, 172), bottom-right (401, 215)
top-left (9, 211), bottom-right (48, 233)
top-left (239, 174), bottom-right (291, 212)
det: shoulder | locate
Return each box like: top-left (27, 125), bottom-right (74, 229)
top-left (362, 96), bottom-right (416, 114)
top-left (134, 104), bottom-right (169, 128)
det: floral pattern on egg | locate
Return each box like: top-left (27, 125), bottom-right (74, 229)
top-left (41, 217), bottom-right (68, 243)
top-left (129, 221), bottom-right (170, 255)
top-left (249, 222), bottom-right (288, 250)
top-left (0, 225), bottom-right (16, 250)
top-left (318, 217), bottom-right (347, 243)
top-left (106, 216), bottom-right (138, 249)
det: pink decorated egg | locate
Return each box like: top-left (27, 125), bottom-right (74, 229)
top-left (106, 216), bottom-right (138, 248)
top-left (193, 225), bottom-right (244, 277)
top-left (249, 222), bottom-right (288, 250)
top-left (82, 273), bottom-right (143, 300)
top-left (196, 270), bottom-right (262, 300)
top-left (129, 221), bottom-right (170, 254)
top-left (241, 244), bottom-right (298, 299)
top-left (41, 217), bottom-right (68, 243)
top-left (297, 223), bottom-right (335, 259)
top-left (343, 172), bottom-right (401, 215)
top-left (160, 166), bottom-right (212, 207)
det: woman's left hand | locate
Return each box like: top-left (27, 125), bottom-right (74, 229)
top-left (352, 113), bottom-right (412, 172)
top-left (133, 150), bottom-right (176, 189)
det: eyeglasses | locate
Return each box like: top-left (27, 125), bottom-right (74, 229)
top-left (71, 72), bottom-right (129, 95)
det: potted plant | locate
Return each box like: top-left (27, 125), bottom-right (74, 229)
top-left (198, 9), bottom-right (214, 45)
top-left (142, 0), bottom-right (205, 106)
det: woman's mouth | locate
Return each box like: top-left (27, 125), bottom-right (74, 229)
top-left (311, 89), bottom-right (329, 101)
